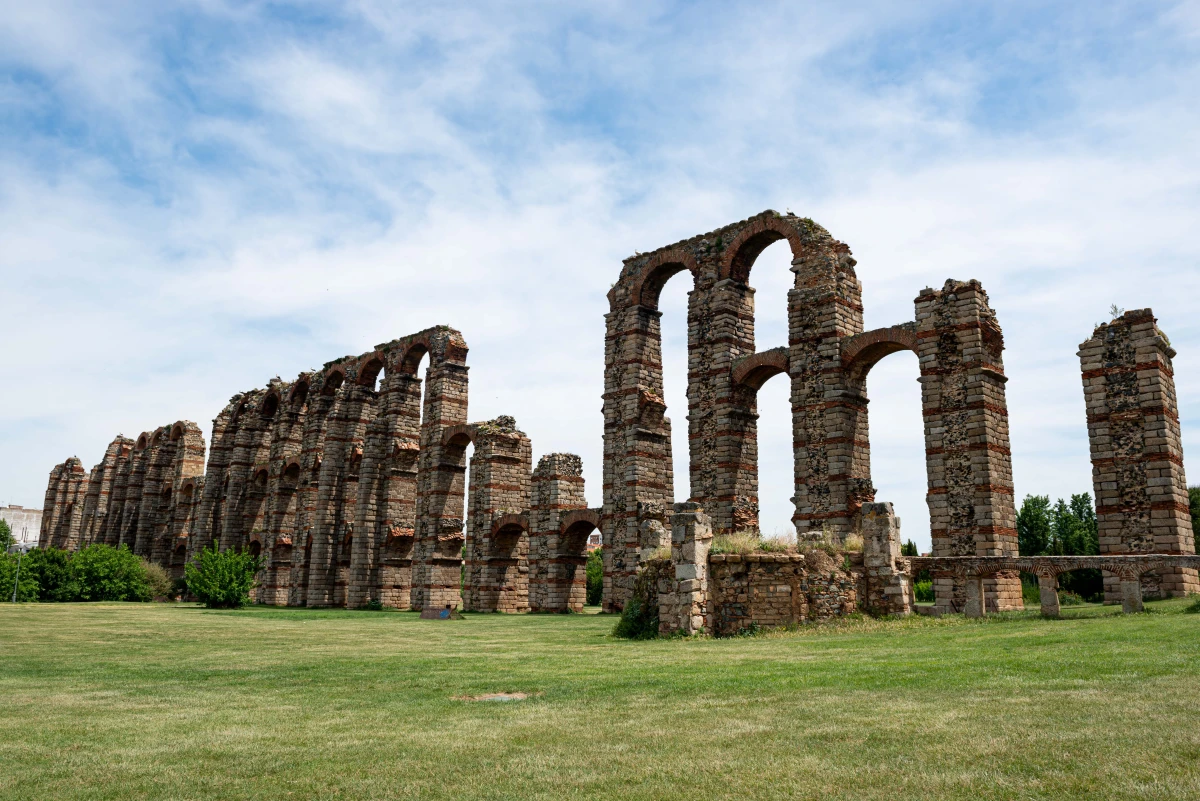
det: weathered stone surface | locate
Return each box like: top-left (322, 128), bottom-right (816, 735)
top-left (1079, 309), bottom-right (1199, 601)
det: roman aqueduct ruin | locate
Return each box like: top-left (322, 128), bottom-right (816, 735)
top-left (40, 211), bottom-right (1198, 632)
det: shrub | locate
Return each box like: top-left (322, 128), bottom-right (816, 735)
top-left (0, 519), bottom-right (14, 552)
top-left (22, 547), bottom-right (78, 601)
top-left (71, 544), bottom-right (153, 602)
top-left (585, 548), bottom-right (603, 606)
top-left (612, 561), bottom-right (663, 639)
top-left (1059, 591), bottom-right (1085, 606)
top-left (913, 580), bottom-right (934, 603)
top-left (1185, 595), bottom-right (1200, 614)
top-left (841, 533), bottom-right (864, 553)
top-left (141, 559), bottom-right (172, 599)
top-left (612, 594), bottom-right (659, 639)
top-left (0, 552), bottom-right (40, 602)
top-left (185, 543), bottom-right (263, 609)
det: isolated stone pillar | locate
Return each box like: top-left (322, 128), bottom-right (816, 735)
top-left (1037, 572), bottom-right (1060, 618)
top-left (529, 454), bottom-right (593, 613)
top-left (859, 502), bottom-right (913, 616)
top-left (1079, 309), bottom-right (1199, 602)
top-left (658, 502), bottom-right (712, 636)
top-left (460, 417), bottom-right (532, 613)
top-left (916, 280), bottom-right (1020, 613)
top-left (963, 575), bottom-right (986, 618)
top-left (1121, 576), bottom-right (1144, 613)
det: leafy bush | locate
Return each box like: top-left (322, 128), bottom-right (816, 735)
top-left (71, 544), bottom-right (153, 602)
top-left (612, 594), bottom-right (659, 639)
top-left (22, 547), bottom-right (77, 601)
top-left (0, 519), bottom-right (14, 552)
top-left (0, 552), bottom-right (40, 601)
top-left (185, 543), bottom-right (263, 609)
top-left (141, 559), bottom-right (172, 599)
top-left (613, 561), bottom-right (664, 639)
top-left (913, 580), bottom-right (934, 603)
top-left (585, 548), bottom-right (603, 606)
top-left (1059, 591), bottom-right (1085, 606)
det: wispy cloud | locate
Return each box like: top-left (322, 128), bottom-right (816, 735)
top-left (3, 1), bottom-right (1199, 551)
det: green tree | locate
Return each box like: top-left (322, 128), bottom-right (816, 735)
top-left (1190, 486), bottom-right (1200, 539)
top-left (70, 544), bottom-right (153, 602)
top-left (585, 547), bottom-right (603, 606)
top-left (900, 539), bottom-right (919, 557)
top-left (1017, 495), bottom-right (1052, 556)
top-left (0, 551), bottom-right (40, 601)
top-left (185, 543), bottom-right (263, 609)
top-left (0, 519), bottom-right (14, 552)
top-left (22, 547), bottom-right (78, 601)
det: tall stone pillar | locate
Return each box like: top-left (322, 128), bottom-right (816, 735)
top-left (1079, 309), bottom-right (1198, 601)
top-left (411, 334), bottom-right (470, 611)
top-left (529, 454), bottom-right (594, 612)
top-left (460, 417), bottom-right (532, 613)
top-left (916, 280), bottom-right (1020, 613)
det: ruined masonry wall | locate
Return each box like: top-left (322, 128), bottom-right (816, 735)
top-left (1079, 309), bottom-right (1199, 600)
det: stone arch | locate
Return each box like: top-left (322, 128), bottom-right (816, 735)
top-left (252, 467), bottom-right (269, 487)
top-left (288, 378), bottom-right (311, 407)
top-left (135, 433), bottom-right (148, 451)
top-left (441, 425), bottom-right (475, 448)
top-left (627, 249), bottom-right (701, 311)
top-left (719, 216), bottom-right (808, 284)
top-left (560, 508), bottom-right (600, 533)
top-left (170, 422), bottom-right (184, 442)
top-left (321, 366), bottom-right (347, 396)
top-left (398, 338), bottom-right (432, 376)
top-left (491, 512), bottom-right (529, 536)
top-left (841, 325), bottom-right (920, 383)
top-left (260, 390), bottom-right (281, 419)
top-left (357, 353), bottom-right (385, 388)
top-left (731, 347), bottom-right (790, 391)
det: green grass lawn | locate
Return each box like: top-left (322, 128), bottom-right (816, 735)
top-left (2, 600), bottom-right (1200, 801)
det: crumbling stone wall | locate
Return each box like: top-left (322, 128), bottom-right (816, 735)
top-left (858, 502), bottom-right (914, 615)
top-left (1079, 309), bottom-right (1199, 601)
top-left (459, 416), bottom-right (533, 613)
top-left (604, 211), bottom-right (1019, 613)
top-left (42, 424), bottom-right (206, 561)
top-left (528, 454), bottom-right (597, 612)
top-left (40, 458), bottom-right (87, 550)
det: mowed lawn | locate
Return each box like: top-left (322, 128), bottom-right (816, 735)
top-left (2, 602), bottom-right (1200, 801)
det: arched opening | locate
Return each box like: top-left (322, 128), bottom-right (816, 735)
top-left (290, 380), bottom-right (310, 410)
top-left (359, 356), bottom-right (384, 391)
top-left (856, 350), bottom-right (927, 552)
top-left (282, 462), bottom-right (301, 488)
top-left (261, 393), bottom-right (280, 419)
top-left (740, 239), bottom-right (796, 538)
top-left (135, 434), bottom-right (148, 451)
top-left (170, 423), bottom-right (183, 442)
top-left (248, 539), bottom-right (262, 559)
top-left (651, 264), bottom-right (697, 508)
top-left (151, 431), bottom-right (162, 448)
top-left (561, 516), bottom-right (598, 611)
top-left (322, 370), bottom-right (345, 397)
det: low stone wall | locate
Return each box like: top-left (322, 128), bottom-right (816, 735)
top-left (708, 552), bottom-right (857, 636)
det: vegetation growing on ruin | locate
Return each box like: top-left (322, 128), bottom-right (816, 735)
top-left (3, 600), bottom-right (1200, 800)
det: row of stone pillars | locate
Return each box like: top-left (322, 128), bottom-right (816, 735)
top-left (963, 573), bottom-right (1146, 618)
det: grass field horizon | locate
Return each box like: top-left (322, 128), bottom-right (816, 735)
top-left (3, 600), bottom-right (1199, 800)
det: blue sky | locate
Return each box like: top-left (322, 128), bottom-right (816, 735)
top-left (3, 1), bottom-right (1200, 551)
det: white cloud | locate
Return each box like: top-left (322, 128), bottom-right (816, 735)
top-left (3, 1), bottom-right (1200, 554)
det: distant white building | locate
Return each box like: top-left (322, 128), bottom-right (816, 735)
top-left (1, 505), bottom-right (42, 552)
